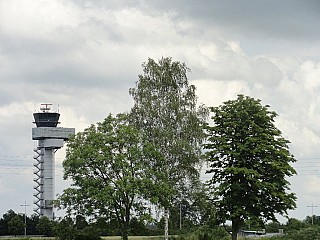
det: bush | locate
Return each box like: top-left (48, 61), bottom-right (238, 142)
top-left (54, 218), bottom-right (101, 240)
top-left (73, 226), bottom-right (101, 240)
top-left (285, 226), bottom-right (320, 240)
top-left (263, 226), bottom-right (320, 240)
top-left (173, 226), bottom-right (229, 240)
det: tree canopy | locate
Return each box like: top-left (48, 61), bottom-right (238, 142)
top-left (204, 95), bottom-right (296, 240)
top-left (58, 113), bottom-right (150, 240)
top-left (129, 57), bottom-right (208, 200)
top-left (8, 215), bottom-right (24, 236)
top-left (129, 57), bottom-right (208, 238)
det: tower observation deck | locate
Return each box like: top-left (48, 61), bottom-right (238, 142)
top-left (32, 104), bottom-right (75, 219)
top-left (33, 104), bottom-right (60, 127)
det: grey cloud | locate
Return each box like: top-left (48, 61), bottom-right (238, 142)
top-left (0, 37), bottom-right (132, 90)
top-left (69, 0), bottom-right (143, 10)
top-left (142, 0), bottom-right (320, 41)
top-left (0, 89), bottom-right (13, 107)
top-left (0, 35), bottom-right (67, 56)
top-left (252, 57), bottom-right (283, 86)
top-left (80, 17), bottom-right (124, 43)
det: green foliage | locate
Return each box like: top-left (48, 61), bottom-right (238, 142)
top-left (36, 216), bottom-right (55, 236)
top-left (204, 95), bottom-right (297, 240)
top-left (129, 57), bottom-right (208, 208)
top-left (285, 218), bottom-right (308, 231)
top-left (129, 217), bottom-right (151, 236)
top-left (54, 217), bottom-right (76, 240)
top-left (75, 215), bottom-right (89, 230)
top-left (265, 221), bottom-right (283, 233)
top-left (193, 226), bottom-right (229, 240)
top-left (54, 217), bottom-right (101, 240)
top-left (173, 226), bottom-right (229, 240)
top-left (0, 210), bottom-right (18, 235)
top-left (8, 215), bottom-right (24, 236)
top-left (0, 210), bottom-right (42, 236)
top-left (93, 216), bottom-right (121, 236)
top-left (243, 216), bottom-right (264, 230)
top-left (129, 57), bottom-right (208, 239)
top-left (58, 113), bottom-right (151, 240)
top-left (285, 225), bottom-right (320, 240)
top-left (304, 215), bottom-right (320, 226)
top-left (27, 214), bottom-right (41, 235)
top-left (73, 226), bottom-right (101, 240)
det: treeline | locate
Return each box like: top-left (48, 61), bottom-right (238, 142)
top-left (3, 208), bottom-right (320, 240)
top-left (0, 207), bottom-right (212, 239)
top-left (0, 209), bottom-right (52, 236)
top-left (263, 217), bottom-right (320, 240)
top-left (0, 209), bottom-right (157, 239)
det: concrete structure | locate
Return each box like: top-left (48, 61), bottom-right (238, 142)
top-left (32, 104), bottom-right (75, 219)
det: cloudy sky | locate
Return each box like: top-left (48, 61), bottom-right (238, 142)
top-left (0, 0), bottom-right (320, 222)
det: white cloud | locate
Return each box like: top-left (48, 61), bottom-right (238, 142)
top-left (0, 0), bottom-right (81, 38)
top-left (295, 61), bottom-right (320, 91)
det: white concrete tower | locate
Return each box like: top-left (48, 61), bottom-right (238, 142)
top-left (32, 104), bottom-right (75, 219)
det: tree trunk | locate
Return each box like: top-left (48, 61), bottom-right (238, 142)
top-left (118, 214), bottom-right (129, 240)
top-left (121, 226), bottom-right (129, 240)
top-left (164, 209), bottom-right (169, 240)
top-left (122, 207), bottom-right (130, 240)
top-left (231, 219), bottom-right (240, 240)
top-left (122, 234), bottom-right (128, 240)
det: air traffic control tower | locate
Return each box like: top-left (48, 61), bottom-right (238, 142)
top-left (32, 104), bottom-right (75, 219)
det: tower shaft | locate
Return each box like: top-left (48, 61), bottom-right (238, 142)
top-left (32, 105), bottom-right (74, 220)
top-left (33, 139), bottom-right (65, 219)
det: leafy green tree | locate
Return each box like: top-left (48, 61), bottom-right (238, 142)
top-left (204, 95), bottom-right (297, 240)
top-left (93, 216), bottom-right (120, 236)
top-left (129, 57), bottom-right (208, 239)
top-left (74, 226), bottom-right (101, 240)
top-left (54, 217), bottom-right (102, 240)
top-left (167, 183), bottom-right (216, 232)
top-left (186, 183), bottom-right (217, 227)
top-left (27, 214), bottom-right (40, 235)
top-left (8, 215), bottom-right (24, 236)
top-left (0, 210), bottom-right (40, 236)
top-left (286, 226), bottom-right (320, 240)
top-left (54, 217), bottom-right (76, 240)
top-left (303, 215), bottom-right (320, 226)
top-left (0, 218), bottom-right (5, 235)
top-left (75, 215), bottom-right (88, 230)
top-left (0, 209), bottom-right (17, 235)
top-left (243, 216), bottom-right (264, 230)
top-left (265, 221), bottom-right (283, 233)
top-left (36, 216), bottom-right (54, 236)
top-left (58, 113), bottom-right (150, 240)
top-left (129, 217), bottom-right (150, 236)
top-left (189, 225), bottom-right (230, 240)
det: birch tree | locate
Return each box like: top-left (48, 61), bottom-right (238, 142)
top-left (129, 57), bottom-right (208, 239)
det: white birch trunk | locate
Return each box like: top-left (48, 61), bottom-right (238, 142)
top-left (164, 209), bottom-right (169, 240)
